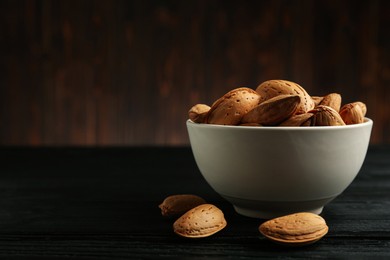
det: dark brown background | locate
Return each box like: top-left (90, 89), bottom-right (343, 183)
top-left (1, 0), bottom-right (389, 146)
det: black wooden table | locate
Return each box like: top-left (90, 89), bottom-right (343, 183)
top-left (0, 145), bottom-right (389, 259)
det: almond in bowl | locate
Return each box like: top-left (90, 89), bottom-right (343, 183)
top-left (187, 79), bottom-right (373, 219)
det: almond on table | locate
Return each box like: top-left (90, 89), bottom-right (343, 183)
top-left (159, 194), bottom-right (206, 218)
top-left (259, 212), bottom-right (328, 246)
top-left (173, 204), bottom-right (227, 238)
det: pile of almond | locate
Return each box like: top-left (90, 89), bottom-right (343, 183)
top-left (189, 79), bottom-right (367, 126)
top-left (159, 194), bottom-right (227, 238)
top-left (158, 194), bottom-right (328, 246)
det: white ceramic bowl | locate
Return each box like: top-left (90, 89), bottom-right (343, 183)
top-left (187, 118), bottom-right (373, 219)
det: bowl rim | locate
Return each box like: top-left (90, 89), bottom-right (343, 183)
top-left (186, 117), bottom-right (373, 131)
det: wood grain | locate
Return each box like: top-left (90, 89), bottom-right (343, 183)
top-left (0, 0), bottom-right (389, 145)
top-left (0, 146), bottom-right (388, 258)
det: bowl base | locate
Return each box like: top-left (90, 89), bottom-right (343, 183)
top-left (223, 195), bottom-right (335, 219)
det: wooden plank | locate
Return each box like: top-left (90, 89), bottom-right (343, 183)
top-left (0, 0), bottom-right (388, 145)
top-left (0, 146), bottom-right (388, 258)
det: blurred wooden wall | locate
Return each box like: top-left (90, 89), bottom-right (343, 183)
top-left (0, 0), bottom-right (389, 146)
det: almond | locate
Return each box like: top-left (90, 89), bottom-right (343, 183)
top-left (356, 101), bottom-right (367, 116)
top-left (188, 104), bottom-right (210, 123)
top-left (319, 93), bottom-right (342, 112)
top-left (279, 113), bottom-right (314, 126)
top-left (241, 94), bottom-right (300, 126)
top-left (339, 102), bottom-right (366, 125)
top-left (159, 194), bottom-right (206, 218)
top-left (256, 80), bottom-right (315, 114)
top-left (311, 96), bottom-right (324, 107)
top-left (173, 204), bottom-right (227, 238)
top-left (309, 105), bottom-right (346, 126)
top-left (207, 87), bottom-right (261, 125)
top-left (259, 212), bottom-right (328, 246)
